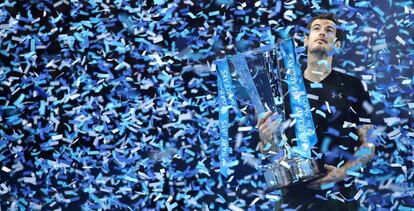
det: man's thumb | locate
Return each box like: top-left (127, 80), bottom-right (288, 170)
top-left (324, 164), bottom-right (336, 172)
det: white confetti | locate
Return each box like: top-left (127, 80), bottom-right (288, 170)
top-left (395, 35), bottom-right (406, 45)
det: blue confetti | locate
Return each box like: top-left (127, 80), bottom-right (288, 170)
top-left (0, 0), bottom-right (411, 210)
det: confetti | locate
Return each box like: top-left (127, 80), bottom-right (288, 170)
top-left (0, 0), bottom-right (411, 210)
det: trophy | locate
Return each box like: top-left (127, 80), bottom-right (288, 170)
top-left (215, 38), bottom-right (325, 191)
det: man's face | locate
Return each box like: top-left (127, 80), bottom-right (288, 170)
top-left (304, 19), bottom-right (340, 55)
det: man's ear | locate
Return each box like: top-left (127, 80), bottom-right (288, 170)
top-left (304, 36), bottom-right (309, 47)
top-left (335, 40), bottom-right (341, 48)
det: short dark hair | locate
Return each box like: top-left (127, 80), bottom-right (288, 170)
top-left (306, 13), bottom-right (345, 42)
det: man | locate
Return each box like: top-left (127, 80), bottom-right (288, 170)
top-left (257, 13), bottom-right (375, 210)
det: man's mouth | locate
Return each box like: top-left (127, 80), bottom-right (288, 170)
top-left (316, 39), bottom-right (327, 43)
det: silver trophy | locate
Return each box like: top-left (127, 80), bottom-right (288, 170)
top-left (216, 38), bottom-right (324, 191)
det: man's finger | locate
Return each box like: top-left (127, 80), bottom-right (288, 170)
top-left (259, 124), bottom-right (267, 132)
top-left (310, 176), bottom-right (323, 185)
top-left (263, 128), bottom-right (272, 137)
top-left (262, 118), bottom-right (277, 133)
top-left (257, 111), bottom-right (272, 126)
top-left (264, 116), bottom-right (273, 127)
top-left (324, 164), bottom-right (336, 172)
top-left (310, 179), bottom-right (321, 185)
top-left (272, 119), bottom-right (280, 127)
top-left (313, 174), bottom-right (332, 184)
top-left (307, 183), bottom-right (322, 190)
top-left (315, 178), bottom-right (327, 184)
top-left (262, 118), bottom-right (281, 133)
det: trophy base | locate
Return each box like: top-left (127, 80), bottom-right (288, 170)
top-left (263, 157), bottom-right (325, 192)
top-left (264, 173), bottom-right (325, 193)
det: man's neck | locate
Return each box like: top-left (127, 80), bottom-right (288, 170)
top-left (304, 52), bottom-right (333, 83)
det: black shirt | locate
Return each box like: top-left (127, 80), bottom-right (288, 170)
top-left (282, 70), bottom-right (372, 202)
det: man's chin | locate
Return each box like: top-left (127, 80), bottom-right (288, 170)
top-left (309, 47), bottom-right (329, 55)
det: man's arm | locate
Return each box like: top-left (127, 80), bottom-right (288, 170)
top-left (342, 124), bottom-right (376, 171)
top-left (310, 124), bottom-right (375, 186)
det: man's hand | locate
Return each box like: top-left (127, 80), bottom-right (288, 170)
top-left (308, 164), bottom-right (346, 190)
top-left (257, 111), bottom-right (280, 153)
top-left (307, 125), bottom-right (376, 190)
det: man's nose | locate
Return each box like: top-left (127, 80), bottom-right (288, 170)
top-left (318, 31), bottom-right (326, 37)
